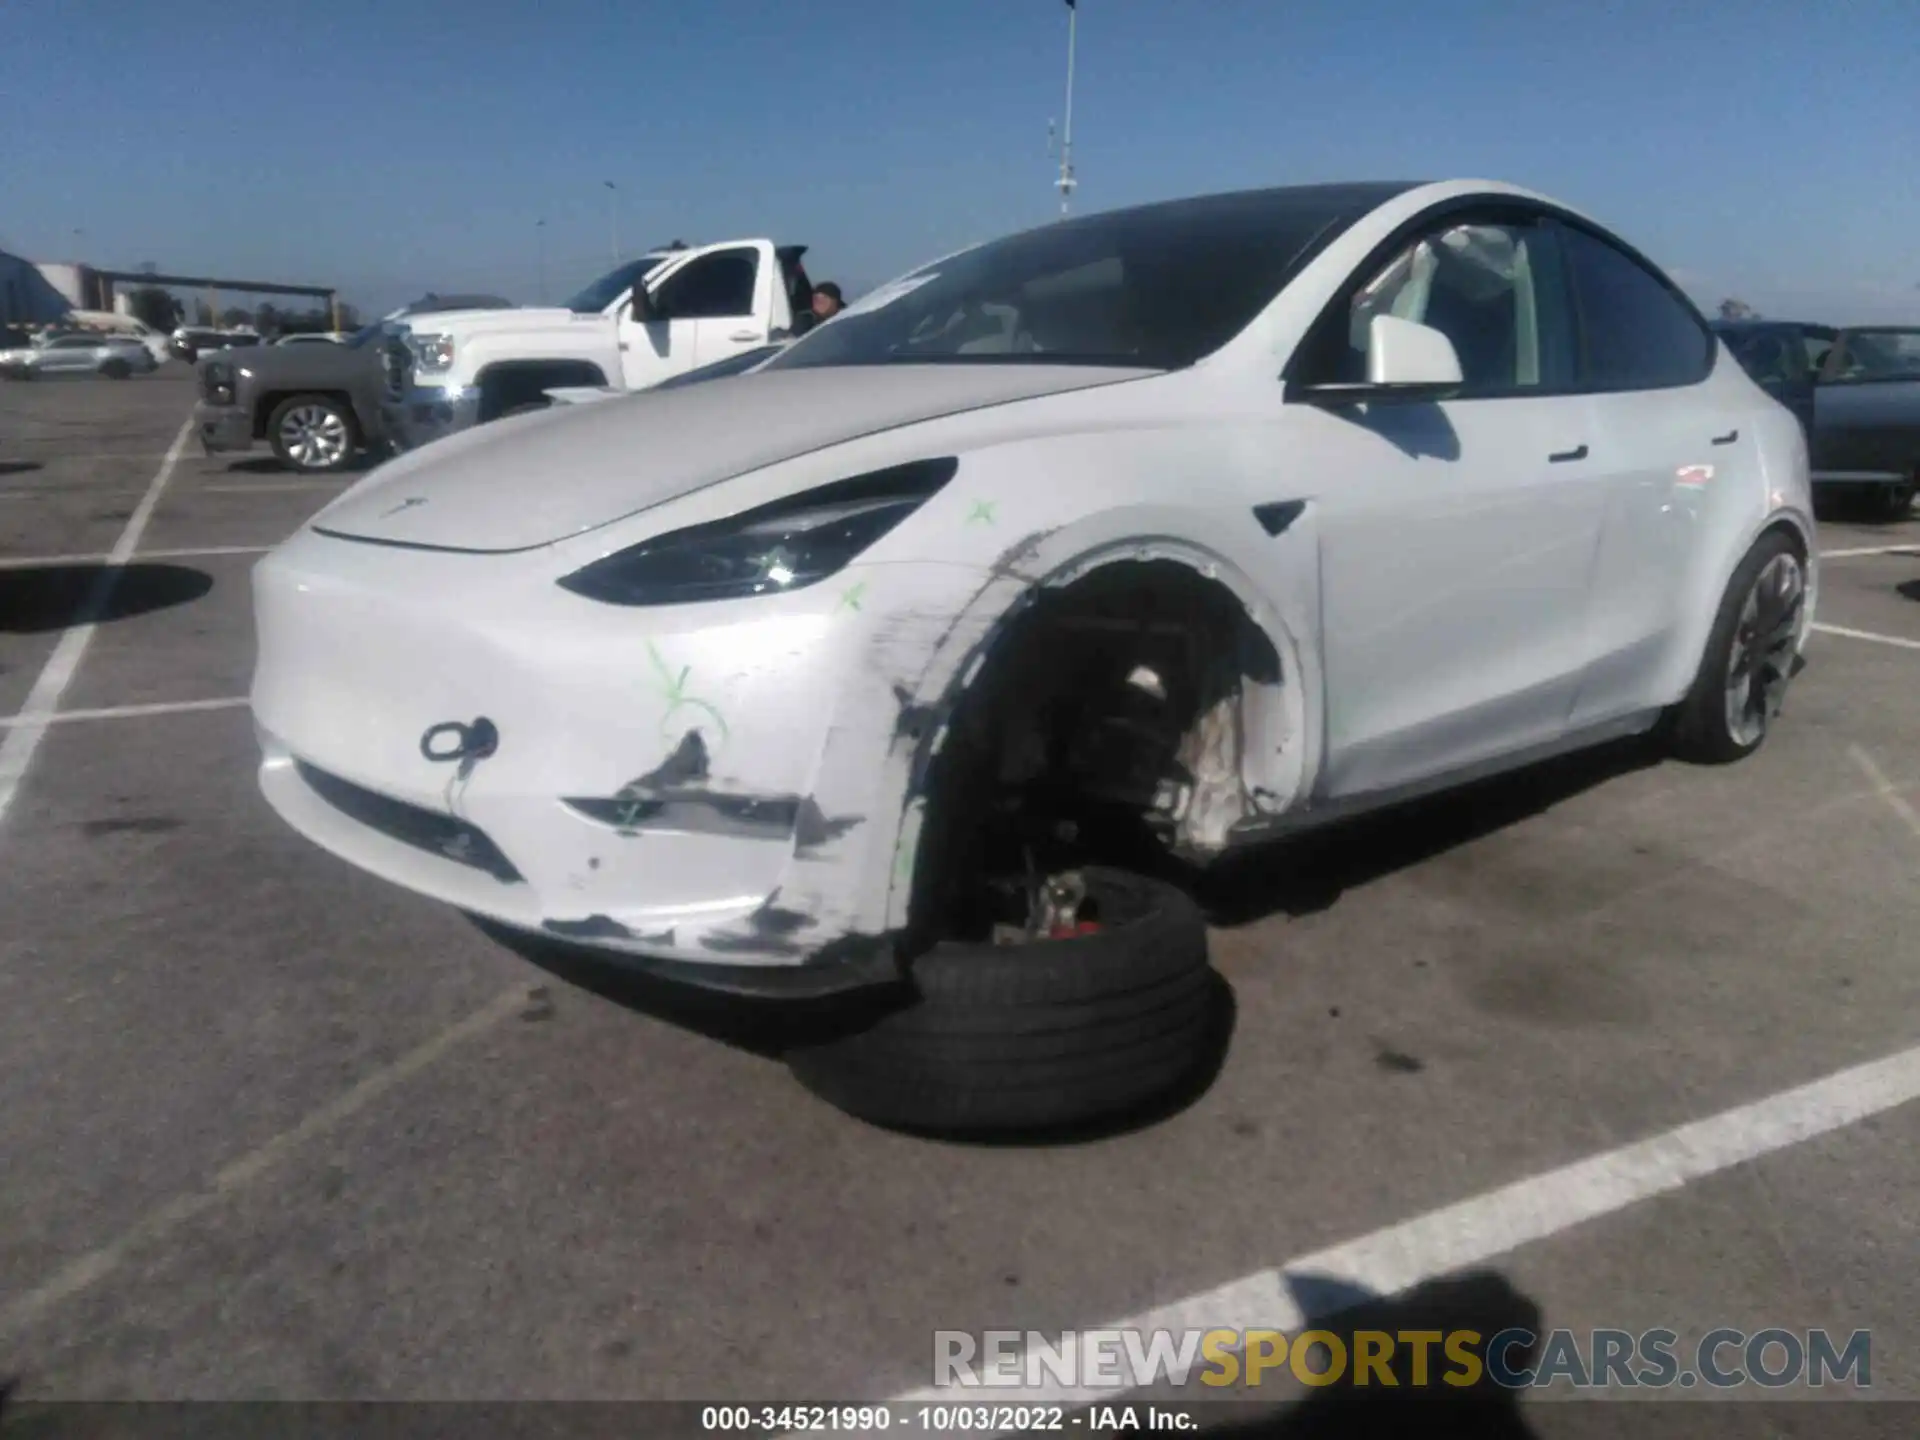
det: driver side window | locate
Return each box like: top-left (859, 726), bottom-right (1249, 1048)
top-left (1300, 218), bottom-right (1576, 396)
top-left (651, 248), bottom-right (760, 321)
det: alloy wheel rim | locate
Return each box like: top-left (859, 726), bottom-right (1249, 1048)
top-left (282, 405), bottom-right (348, 467)
top-left (1723, 552), bottom-right (1804, 748)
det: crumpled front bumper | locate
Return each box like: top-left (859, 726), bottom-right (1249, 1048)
top-left (249, 526), bottom-right (997, 980)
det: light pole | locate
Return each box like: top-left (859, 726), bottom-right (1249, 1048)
top-left (603, 181), bottom-right (620, 265)
top-left (536, 218), bottom-right (547, 303)
top-left (1056, 0), bottom-right (1078, 215)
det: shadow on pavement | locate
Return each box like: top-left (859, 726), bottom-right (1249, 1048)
top-left (0, 461), bottom-right (42, 476)
top-left (1186, 1272), bottom-right (1542, 1438)
top-left (223, 452), bottom-right (383, 476)
top-left (0, 563), bottom-right (213, 634)
top-left (1896, 579), bottom-right (1920, 603)
top-left (1193, 736), bottom-right (1662, 926)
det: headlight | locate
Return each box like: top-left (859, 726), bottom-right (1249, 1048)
top-left (408, 332), bottom-right (455, 371)
top-left (557, 457), bottom-right (958, 607)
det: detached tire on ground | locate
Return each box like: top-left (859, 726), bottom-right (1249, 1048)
top-left (786, 868), bottom-right (1215, 1133)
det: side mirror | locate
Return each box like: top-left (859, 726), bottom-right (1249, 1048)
top-left (1366, 314), bottom-right (1463, 389)
top-left (629, 285), bottom-right (661, 323)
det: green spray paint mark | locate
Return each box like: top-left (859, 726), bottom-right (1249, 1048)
top-left (966, 500), bottom-right (997, 526)
top-left (839, 581), bottom-right (867, 612)
top-left (646, 639), bottom-right (730, 743)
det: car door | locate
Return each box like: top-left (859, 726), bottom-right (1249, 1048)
top-left (1288, 212), bottom-right (1607, 800)
top-left (618, 244), bottom-right (767, 389)
top-left (44, 337), bottom-right (94, 373)
top-left (1552, 221), bottom-right (1738, 728)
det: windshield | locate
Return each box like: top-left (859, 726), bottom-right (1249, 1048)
top-left (564, 256), bottom-right (671, 314)
top-left (768, 184), bottom-right (1405, 372)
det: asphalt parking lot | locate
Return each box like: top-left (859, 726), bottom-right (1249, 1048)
top-left (3, 370), bottom-right (1917, 1428)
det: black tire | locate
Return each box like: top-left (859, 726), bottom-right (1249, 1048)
top-left (1867, 479), bottom-right (1915, 524)
top-left (498, 399), bottom-right (552, 421)
top-left (267, 394), bottom-right (356, 474)
top-left (100, 358), bottom-right (131, 379)
top-left (786, 868), bottom-right (1216, 1133)
top-left (1668, 530), bottom-right (1806, 765)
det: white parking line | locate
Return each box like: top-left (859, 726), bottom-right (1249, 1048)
top-left (0, 696), bottom-right (250, 730)
top-left (1810, 622), bottom-right (1920, 652)
top-left (1848, 744), bottom-right (1920, 841)
top-left (0, 986), bottom-right (531, 1338)
top-left (0, 414), bottom-right (193, 832)
top-left (891, 1040), bottom-right (1920, 1409)
top-left (0, 544), bottom-right (271, 570)
top-left (1818, 544), bottom-right (1919, 560)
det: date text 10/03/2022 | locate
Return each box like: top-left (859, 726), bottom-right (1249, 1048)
top-left (699, 1406), bottom-right (1193, 1431)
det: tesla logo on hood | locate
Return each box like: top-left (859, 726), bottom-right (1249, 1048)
top-left (381, 496), bottom-right (429, 517)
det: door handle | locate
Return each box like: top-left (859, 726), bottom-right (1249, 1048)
top-left (1710, 429), bottom-right (1738, 445)
top-left (1548, 444), bottom-right (1589, 463)
top-left (729, 330), bottom-right (763, 343)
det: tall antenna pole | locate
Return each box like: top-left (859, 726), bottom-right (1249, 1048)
top-left (1057, 0), bottom-right (1078, 215)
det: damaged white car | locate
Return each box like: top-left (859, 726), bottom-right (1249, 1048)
top-left (252, 180), bottom-right (1816, 1132)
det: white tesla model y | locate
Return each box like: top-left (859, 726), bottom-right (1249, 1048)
top-left (252, 180), bottom-right (1815, 1131)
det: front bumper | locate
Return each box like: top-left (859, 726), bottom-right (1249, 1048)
top-left (379, 384), bottom-right (481, 454)
top-left (249, 527), bottom-right (995, 975)
top-left (196, 400), bottom-right (254, 454)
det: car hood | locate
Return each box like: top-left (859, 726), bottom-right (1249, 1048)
top-left (207, 342), bottom-right (376, 382)
top-left (398, 305), bottom-right (577, 334)
top-left (312, 365), bottom-right (1147, 553)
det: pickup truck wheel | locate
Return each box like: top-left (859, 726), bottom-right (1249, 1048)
top-left (785, 867), bottom-right (1218, 1134)
top-left (100, 358), bottom-right (131, 379)
top-left (268, 395), bottom-right (355, 473)
top-left (1868, 478), bottom-right (1915, 523)
top-left (1668, 530), bottom-right (1805, 764)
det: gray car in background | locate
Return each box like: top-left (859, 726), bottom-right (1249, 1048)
top-left (0, 332), bottom-right (159, 380)
top-left (195, 294), bottom-right (516, 473)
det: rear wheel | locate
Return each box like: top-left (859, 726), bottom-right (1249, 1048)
top-left (1668, 531), bottom-right (1806, 764)
top-left (1866, 478), bottom-right (1916, 523)
top-left (268, 394), bottom-right (355, 473)
top-left (786, 868), bottom-right (1218, 1134)
top-left (100, 358), bottom-right (131, 379)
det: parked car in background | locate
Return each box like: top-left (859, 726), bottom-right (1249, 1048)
top-left (0, 332), bottom-right (159, 380)
top-left (377, 241), bottom-right (815, 451)
top-left (58, 311), bottom-right (173, 365)
top-left (253, 180), bottom-right (1817, 1131)
top-left (196, 297), bottom-right (517, 472)
top-left (1713, 320), bottom-right (1919, 520)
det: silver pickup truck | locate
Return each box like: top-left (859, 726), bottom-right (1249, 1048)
top-left (1715, 321), bottom-right (1920, 520)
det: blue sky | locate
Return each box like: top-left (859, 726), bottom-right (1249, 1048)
top-left (3, 0), bottom-right (1915, 322)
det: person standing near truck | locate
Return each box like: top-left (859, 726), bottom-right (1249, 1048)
top-left (791, 281), bottom-right (847, 336)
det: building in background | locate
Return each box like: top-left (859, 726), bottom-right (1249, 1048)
top-left (0, 248), bottom-right (101, 326)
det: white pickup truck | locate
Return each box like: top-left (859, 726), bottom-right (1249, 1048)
top-left (377, 240), bottom-right (815, 452)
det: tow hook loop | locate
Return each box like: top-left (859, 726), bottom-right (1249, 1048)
top-left (420, 716), bottom-right (499, 763)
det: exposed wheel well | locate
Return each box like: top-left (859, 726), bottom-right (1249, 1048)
top-left (474, 360), bottom-right (608, 422)
top-left (1757, 515), bottom-right (1810, 562)
top-left (254, 389), bottom-right (359, 443)
top-left (903, 559), bottom-right (1295, 947)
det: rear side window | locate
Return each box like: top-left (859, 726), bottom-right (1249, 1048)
top-left (1557, 223), bottom-right (1712, 391)
top-left (653, 248), bottom-right (760, 320)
